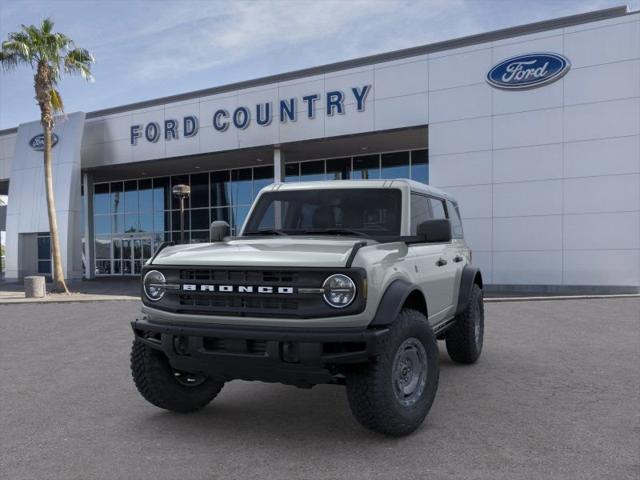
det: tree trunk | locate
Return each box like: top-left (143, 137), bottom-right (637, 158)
top-left (43, 122), bottom-right (69, 294)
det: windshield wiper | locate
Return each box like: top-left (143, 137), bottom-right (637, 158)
top-left (243, 228), bottom-right (288, 236)
top-left (300, 228), bottom-right (370, 238)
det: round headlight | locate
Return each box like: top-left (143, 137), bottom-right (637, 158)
top-left (143, 270), bottom-right (166, 302)
top-left (322, 274), bottom-right (356, 308)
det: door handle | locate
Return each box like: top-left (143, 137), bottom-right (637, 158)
top-left (453, 255), bottom-right (464, 263)
top-left (436, 258), bottom-right (447, 267)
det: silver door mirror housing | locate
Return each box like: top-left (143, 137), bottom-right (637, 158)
top-left (210, 221), bottom-right (230, 242)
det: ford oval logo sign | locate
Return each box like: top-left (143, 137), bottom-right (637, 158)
top-left (487, 53), bottom-right (570, 90)
top-left (29, 133), bottom-right (59, 151)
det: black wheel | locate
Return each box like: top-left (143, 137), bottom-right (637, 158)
top-left (131, 339), bottom-right (224, 413)
top-left (345, 309), bottom-right (439, 436)
top-left (445, 284), bottom-right (484, 364)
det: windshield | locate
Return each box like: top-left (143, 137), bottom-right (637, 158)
top-left (242, 188), bottom-right (402, 238)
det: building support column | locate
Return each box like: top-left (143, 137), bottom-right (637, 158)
top-left (273, 147), bottom-right (286, 183)
top-left (82, 172), bottom-right (95, 279)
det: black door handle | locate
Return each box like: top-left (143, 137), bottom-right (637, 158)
top-left (453, 255), bottom-right (464, 263)
top-left (436, 258), bottom-right (447, 267)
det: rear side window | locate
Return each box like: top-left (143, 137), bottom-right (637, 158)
top-left (429, 198), bottom-right (447, 219)
top-left (410, 193), bottom-right (431, 235)
top-left (447, 200), bottom-right (464, 239)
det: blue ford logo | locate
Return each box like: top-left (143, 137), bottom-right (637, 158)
top-left (487, 53), bottom-right (570, 90)
top-left (29, 133), bottom-right (59, 151)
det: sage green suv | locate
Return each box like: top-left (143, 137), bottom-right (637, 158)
top-left (131, 179), bottom-right (484, 436)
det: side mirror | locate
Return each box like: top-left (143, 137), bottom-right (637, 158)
top-left (210, 221), bottom-right (230, 242)
top-left (416, 219), bottom-right (452, 243)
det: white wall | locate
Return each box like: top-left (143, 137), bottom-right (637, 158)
top-left (429, 12), bottom-right (640, 288)
top-left (0, 133), bottom-right (16, 181)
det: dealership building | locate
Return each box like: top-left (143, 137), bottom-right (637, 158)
top-left (0, 5), bottom-right (638, 292)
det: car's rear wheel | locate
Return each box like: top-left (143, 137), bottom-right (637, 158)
top-left (345, 309), bottom-right (439, 436)
top-left (131, 339), bottom-right (224, 412)
top-left (445, 284), bottom-right (484, 364)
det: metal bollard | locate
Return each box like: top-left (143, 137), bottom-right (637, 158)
top-left (24, 276), bottom-right (46, 298)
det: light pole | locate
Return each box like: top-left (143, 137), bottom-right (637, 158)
top-left (172, 184), bottom-right (191, 244)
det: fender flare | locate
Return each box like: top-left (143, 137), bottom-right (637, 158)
top-left (455, 266), bottom-right (483, 316)
top-left (369, 279), bottom-right (424, 327)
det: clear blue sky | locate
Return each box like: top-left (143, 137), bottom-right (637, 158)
top-left (0, 0), bottom-right (635, 130)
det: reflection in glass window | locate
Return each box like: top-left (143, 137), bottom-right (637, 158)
top-left (94, 215), bottom-right (110, 235)
top-left (153, 212), bottom-right (168, 232)
top-left (353, 155), bottom-right (380, 179)
top-left (410, 194), bottom-right (431, 235)
top-left (124, 213), bottom-right (139, 232)
top-left (94, 183), bottom-right (110, 214)
top-left (211, 171), bottom-right (230, 207)
top-left (430, 198), bottom-right (446, 219)
top-left (112, 214), bottom-right (124, 234)
top-left (285, 163), bottom-right (299, 182)
top-left (233, 205), bottom-right (251, 233)
top-left (381, 152), bottom-right (410, 179)
top-left (190, 230), bottom-right (209, 243)
top-left (38, 260), bottom-right (51, 274)
top-left (95, 237), bottom-right (111, 259)
top-left (326, 158), bottom-right (350, 180)
top-left (139, 212), bottom-right (153, 232)
top-left (110, 182), bottom-right (123, 215)
top-left (124, 180), bottom-right (138, 213)
top-left (190, 208), bottom-right (210, 230)
top-left (138, 179), bottom-right (153, 212)
top-left (447, 200), bottom-right (464, 239)
top-left (172, 210), bottom-right (190, 231)
top-left (411, 149), bottom-right (428, 184)
top-left (37, 234), bottom-right (51, 260)
top-left (153, 177), bottom-right (170, 211)
top-left (231, 168), bottom-right (252, 206)
top-left (190, 173), bottom-right (209, 208)
top-left (300, 160), bottom-right (325, 181)
top-left (253, 166), bottom-right (273, 198)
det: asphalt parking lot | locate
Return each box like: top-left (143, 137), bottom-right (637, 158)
top-left (1, 298), bottom-right (638, 480)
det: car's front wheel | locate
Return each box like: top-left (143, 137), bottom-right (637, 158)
top-left (345, 309), bottom-right (439, 436)
top-left (131, 339), bottom-right (224, 413)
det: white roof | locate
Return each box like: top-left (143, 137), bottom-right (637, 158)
top-left (263, 179), bottom-right (454, 201)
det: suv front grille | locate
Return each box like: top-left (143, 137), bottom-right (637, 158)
top-left (144, 266), bottom-right (366, 319)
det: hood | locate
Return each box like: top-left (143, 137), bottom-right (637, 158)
top-left (151, 237), bottom-right (371, 268)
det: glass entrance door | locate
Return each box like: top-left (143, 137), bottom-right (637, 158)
top-left (112, 235), bottom-right (153, 275)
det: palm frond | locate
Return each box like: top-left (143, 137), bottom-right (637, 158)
top-left (50, 88), bottom-right (64, 113)
top-left (64, 47), bottom-right (94, 81)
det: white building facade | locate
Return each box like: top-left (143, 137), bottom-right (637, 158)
top-left (0, 6), bottom-right (638, 293)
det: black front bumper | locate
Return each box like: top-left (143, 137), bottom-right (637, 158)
top-left (131, 318), bottom-right (389, 387)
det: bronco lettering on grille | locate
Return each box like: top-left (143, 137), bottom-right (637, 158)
top-left (182, 284), bottom-right (295, 294)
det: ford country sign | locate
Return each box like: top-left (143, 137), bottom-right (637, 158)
top-left (487, 53), bottom-right (570, 90)
top-left (29, 133), bottom-right (59, 151)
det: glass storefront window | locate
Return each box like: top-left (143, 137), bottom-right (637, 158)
top-left (190, 208), bottom-right (210, 230)
top-left (410, 149), bottom-right (428, 184)
top-left (231, 168), bottom-right (252, 206)
top-left (92, 150), bottom-right (428, 275)
top-left (353, 154), bottom-right (380, 179)
top-left (300, 160), bottom-right (325, 181)
top-left (381, 151), bottom-right (410, 179)
top-left (285, 163), bottom-right (299, 182)
top-left (94, 183), bottom-right (110, 214)
top-left (326, 158), bottom-right (350, 180)
top-left (124, 180), bottom-right (138, 213)
top-left (190, 172), bottom-right (209, 208)
top-left (253, 166), bottom-right (273, 198)
top-left (153, 177), bottom-right (170, 211)
top-left (211, 171), bottom-right (231, 207)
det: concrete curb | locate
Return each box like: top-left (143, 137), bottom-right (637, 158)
top-left (0, 295), bottom-right (139, 305)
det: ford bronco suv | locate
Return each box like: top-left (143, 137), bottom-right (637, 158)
top-left (131, 179), bottom-right (484, 436)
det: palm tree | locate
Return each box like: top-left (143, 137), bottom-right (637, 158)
top-left (0, 18), bottom-right (94, 293)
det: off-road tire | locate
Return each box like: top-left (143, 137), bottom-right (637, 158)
top-left (131, 339), bottom-right (224, 413)
top-left (345, 309), bottom-right (439, 436)
top-left (445, 284), bottom-right (484, 364)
